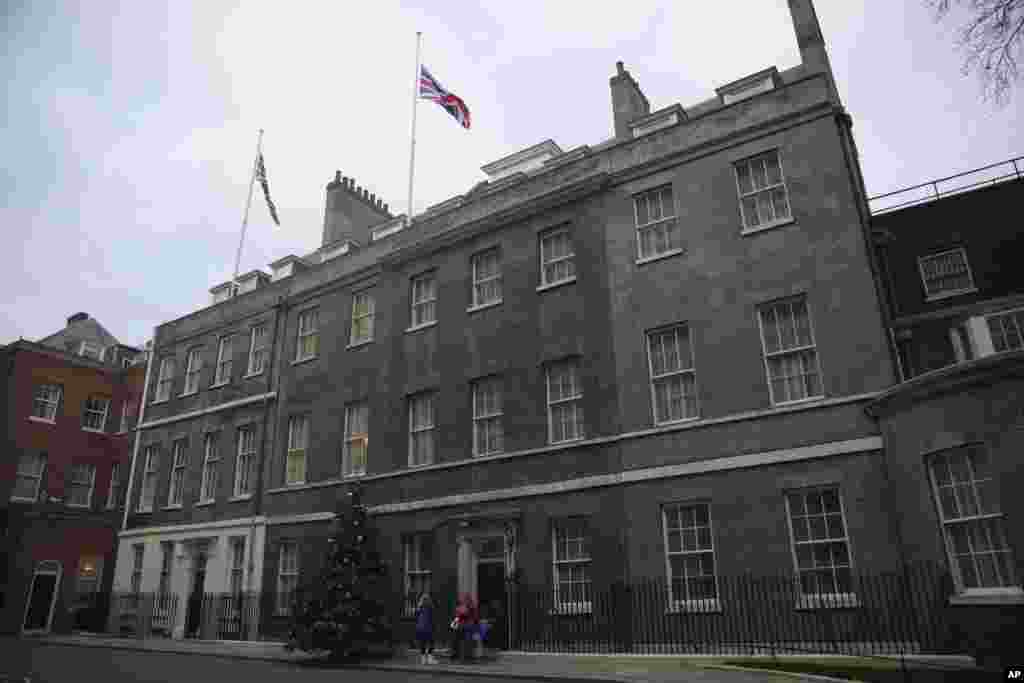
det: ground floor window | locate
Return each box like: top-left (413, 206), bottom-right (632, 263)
top-left (552, 519), bottom-right (591, 612)
top-left (785, 488), bottom-right (853, 599)
top-left (928, 444), bottom-right (1019, 591)
top-left (276, 542), bottom-right (298, 615)
top-left (663, 502), bottom-right (718, 609)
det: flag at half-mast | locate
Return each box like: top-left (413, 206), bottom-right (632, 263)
top-left (255, 152), bottom-right (280, 226)
top-left (419, 66), bottom-right (471, 129)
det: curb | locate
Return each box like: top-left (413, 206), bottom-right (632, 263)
top-left (29, 638), bottom-right (316, 666)
top-left (702, 663), bottom-right (863, 683)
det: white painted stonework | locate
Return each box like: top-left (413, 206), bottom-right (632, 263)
top-left (113, 516), bottom-right (267, 639)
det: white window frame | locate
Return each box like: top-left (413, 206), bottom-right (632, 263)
top-left (646, 324), bottom-right (699, 425)
top-left (757, 296), bottom-right (824, 406)
top-left (246, 324), bottom-right (268, 376)
top-left (286, 415), bottom-right (309, 485)
top-left (66, 463), bottom-right (97, 508)
top-left (233, 426), bottom-right (256, 497)
top-left (276, 542), bottom-right (299, 615)
top-left (342, 402), bottom-right (369, 478)
top-left (182, 349), bottom-right (202, 395)
top-left (349, 291), bottom-right (375, 345)
top-left (734, 149), bottom-right (793, 233)
top-left (295, 308), bottom-right (319, 362)
top-left (403, 534), bottom-right (432, 616)
top-left (663, 502), bottom-right (720, 612)
top-left (785, 487), bottom-right (857, 607)
top-left (138, 445), bottom-right (159, 512)
top-left (472, 376), bottom-right (503, 456)
top-left (927, 444), bottom-right (1021, 594)
top-left (154, 358), bottom-right (175, 403)
top-left (634, 184), bottom-right (682, 262)
top-left (552, 519), bottom-right (592, 614)
top-left (546, 358), bottom-right (584, 444)
top-left (410, 272), bottom-right (437, 329)
top-left (539, 227), bottom-right (576, 288)
top-left (917, 247), bottom-right (976, 301)
top-left (81, 396), bottom-right (110, 433)
top-left (130, 545), bottom-right (145, 595)
top-left (31, 384), bottom-right (61, 423)
top-left (11, 453), bottom-right (47, 502)
top-left (167, 439), bottom-right (187, 507)
top-left (213, 336), bottom-right (233, 386)
top-left (985, 307), bottom-right (1024, 355)
top-left (199, 433), bottom-right (220, 503)
top-left (471, 248), bottom-right (503, 308)
top-left (78, 341), bottom-right (101, 360)
top-left (106, 462), bottom-right (122, 509)
top-left (228, 537), bottom-right (246, 595)
top-left (407, 392), bottom-right (435, 467)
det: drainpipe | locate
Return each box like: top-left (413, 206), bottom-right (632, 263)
top-left (122, 333), bottom-right (157, 531)
top-left (246, 295), bottom-right (286, 594)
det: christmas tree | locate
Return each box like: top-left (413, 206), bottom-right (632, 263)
top-left (284, 484), bottom-right (393, 658)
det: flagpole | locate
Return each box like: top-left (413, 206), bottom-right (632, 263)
top-left (406, 32), bottom-right (422, 227)
top-left (233, 128), bottom-right (264, 295)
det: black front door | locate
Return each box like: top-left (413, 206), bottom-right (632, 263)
top-left (24, 572), bottom-right (58, 632)
top-left (186, 551), bottom-right (207, 638)
top-left (477, 562), bottom-right (507, 649)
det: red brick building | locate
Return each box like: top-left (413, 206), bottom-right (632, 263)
top-left (0, 313), bottom-right (145, 634)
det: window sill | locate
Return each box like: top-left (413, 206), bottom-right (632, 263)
top-left (291, 356), bottom-right (318, 367)
top-left (163, 504), bottom-right (183, 510)
top-left (474, 450), bottom-right (504, 458)
top-left (9, 496), bottom-right (38, 503)
top-left (948, 588), bottom-right (1024, 606)
top-left (151, 398), bottom-right (170, 406)
top-left (536, 277), bottom-right (577, 293)
top-left (654, 415), bottom-right (700, 428)
top-left (740, 217), bottom-right (796, 236)
top-left (549, 603), bottom-right (592, 616)
top-left (27, 416), bottom-right (56, 425)
top-left (549, 436), bottom-right (585, 446)
top-left (406, 461), bottom-right (434, 470)
top-left (467, 300), bottom-right (503, 314)
top-left (210, 381), bottom-right (230, 389)
top-left (795, 593), bottom-right (860, 610)
top-left (81, 428), bottom-right (106, 434)
top-left (195, 500), bottom-right (216, 508)
top-left (770, 394), bottom-right (826, 409)
top-left (342, 472), bottom-right (367, 479)
top-left (925, 288), bottom-right (978, 303)
top-left (666, 599), bottom-right (722, 614)
top-left (244, 371), bottom-right (264, 380)
top-left (66, 503), bottom-right (91, 509)
top-left (284, 480), bottom-right (306, 487)
top-left (404, 321), bottom-right (438, 334)
top-left (136, 507), bottom-right (154, 514)
top-left (636, 247), bottom-right (686, 266)
top-left (180, 390), bottom-right (198, 398)
top-left (228, 494), bottom-right (253, 502)
top-left (347, 339), bottom-right (373, 350)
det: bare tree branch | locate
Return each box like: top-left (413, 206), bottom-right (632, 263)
top-left (928, 0), bottom-right (1024, 105)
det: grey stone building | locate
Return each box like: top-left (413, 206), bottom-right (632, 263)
top-left (113, 0), bottom-right (908, 645)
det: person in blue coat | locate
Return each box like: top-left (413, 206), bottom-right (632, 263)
top-left (414, 593), bottom-right (437, 664)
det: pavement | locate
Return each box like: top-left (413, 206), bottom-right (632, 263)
top-left (21, 633), bottom-right (980, 683)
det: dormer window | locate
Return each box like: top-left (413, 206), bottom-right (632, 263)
top-left (716, 67), bottom-right (781, 106)
top-left (481, 140), bottom-right (562, 181)
top-left (630, 105), bottom-right (685, 139)
top-left (79, 341), bottom-right (102, 361)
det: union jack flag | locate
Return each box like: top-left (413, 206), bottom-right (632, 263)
top-left (419, 66), bottom-right (471, 129)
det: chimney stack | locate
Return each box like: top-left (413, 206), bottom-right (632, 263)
top-left (322, 171), bottom-right (393, 247)
top-left (610, 61), bottom-right (650, 139)
top-left (787, 0), bottom-right (840, 104)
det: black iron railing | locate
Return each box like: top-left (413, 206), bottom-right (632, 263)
top-left (513, 563), bottom-right (958, 656)
top-left (868, 155), bottom-right (1023, 215)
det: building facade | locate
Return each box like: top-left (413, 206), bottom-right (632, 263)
top-left (866, 169), bottom-right (1024, 664)
top-left (0, 313), bottom-right (144, 635)
top-left (113, 0), bottom-right (925, 646)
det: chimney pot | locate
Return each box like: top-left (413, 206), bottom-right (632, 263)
top-left (370, 193), bottom-right (376, 203)
top-left (616, 61), bottom-right (625, 75)
top-left (383, 202), bottom-right (389, 212)
top-left (335, 170), bottom-right (341, 183)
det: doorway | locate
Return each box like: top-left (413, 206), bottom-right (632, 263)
top-left (475, 536), bottom-right (507, 649)
top-left (23, 560), bottom-right (62, 634)
top-left (185, 545), bottom-right (208, 638)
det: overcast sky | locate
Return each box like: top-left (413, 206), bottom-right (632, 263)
top-left (2, 0), bottom-right (1021, 348)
